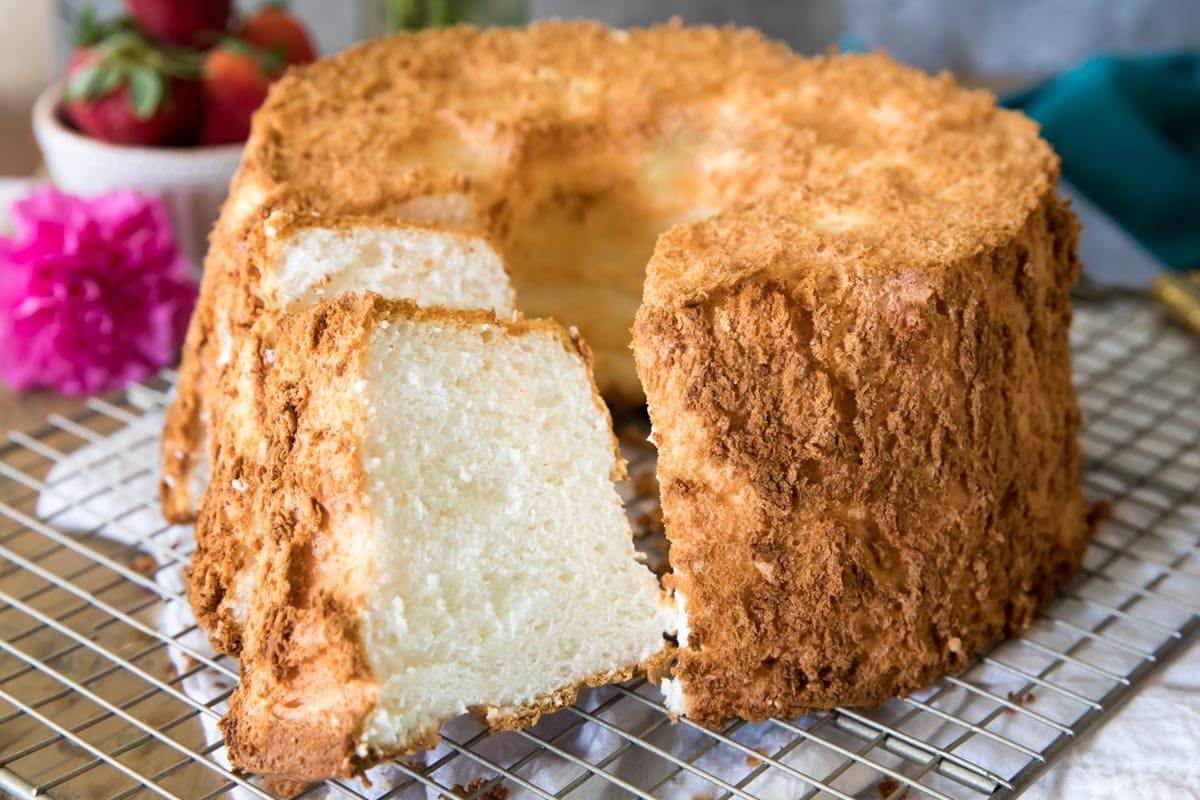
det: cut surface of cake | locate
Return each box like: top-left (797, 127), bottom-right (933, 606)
top-left (208, 293), bottom-right (673, 782)
top-left (161, 215), bottom-right (514, 523)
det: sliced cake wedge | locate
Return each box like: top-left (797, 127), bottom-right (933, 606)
top-left (206, 293), bottom-right (674, 783)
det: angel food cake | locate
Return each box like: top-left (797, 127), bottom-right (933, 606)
top-left (163, 19), bottom-right (1088, 782)
top-left (211, 294), bottom-right (674, 782)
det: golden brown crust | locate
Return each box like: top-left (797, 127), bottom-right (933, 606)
top-left (209, 294), bottom-right (379, 782)
top-left (634, 189), bottom-right (1087, 724)
top-left (473, 644), bottom-right (674, 731)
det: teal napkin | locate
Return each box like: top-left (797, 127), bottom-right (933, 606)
top-left (1004, 54), bottom-right (1200, 270)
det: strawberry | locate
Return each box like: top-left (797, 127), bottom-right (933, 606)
top-left (124, 0), bottom-right (233, 48)
top-left (239, 5), bottom-right (316, 65)
top-left (63, 31), bottom-right (202, 147)
top-left (198, 40), bottom-right (286, 145)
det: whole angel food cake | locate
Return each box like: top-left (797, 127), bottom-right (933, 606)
top-left (162, 18), bottom-right (1089, 779)
top-left (210, 293), bottom-right (673, 782)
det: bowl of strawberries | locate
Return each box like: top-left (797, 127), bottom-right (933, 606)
top-left (32, 0), bottom-right (316, 267)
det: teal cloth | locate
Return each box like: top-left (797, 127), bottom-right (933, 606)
top-left (1004, 54), bottom-right (1200, 270)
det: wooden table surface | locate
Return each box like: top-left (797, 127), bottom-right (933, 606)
top-left (0, 383), bottom-right (87, 436)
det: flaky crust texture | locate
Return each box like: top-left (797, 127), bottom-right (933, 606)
top-left (203, 293), bottom-right (379, 782)
top-left (634, 188), bottom-right (1087, 725)
top-left (204, 293), bottom-right (664, 784)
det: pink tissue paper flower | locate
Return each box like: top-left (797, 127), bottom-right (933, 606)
top-left (0, 186), bottom-right (197, 395)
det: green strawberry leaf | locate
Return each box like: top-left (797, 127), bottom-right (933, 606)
top-left (261, 44), bottom-right (288, 74)
top-left (71, 6), bottom-right (109, 47)
top-left (217, 37), bottom-right (287, 75)
top-left (94, 66), bottom-right (124, 96)
top-left (101, 29), bottom-right (149, 59)
top-left (64, 64), bottom-right (121, 100)
top-left (159, 47), bottom-right (203, 79)
top-left (64, 66), bottom-right (99, 99)
top-left (127, 67), bottom-right (164, 119)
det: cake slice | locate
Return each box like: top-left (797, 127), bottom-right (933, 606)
top-left (160, 213), bottom-right (514, 523)
top-left (206, 293), bottom-right (674, 783)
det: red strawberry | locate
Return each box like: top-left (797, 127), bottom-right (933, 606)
top-left (124, 0), bottom-right (233, 48)
top-left (198, 40), bottom-right (285, 145)
top-left (63, 32), bottom-right (201, 147)
top-left (240, 5), bottom-right (316, 65)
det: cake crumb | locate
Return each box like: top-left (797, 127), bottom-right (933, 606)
top-left (1004, 690), bottom-right (1036, 713)
top-left (877, 778), bottom-right (908, 799)
top-left (1087, 499), bottom-right (1113, 532)
top-left (440, 778), bottom-right (509, 800)
top-left (130, 554), bottom-right (157, 575)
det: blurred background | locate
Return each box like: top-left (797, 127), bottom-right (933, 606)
top-left (5, 0), bottom-right (1200, 174)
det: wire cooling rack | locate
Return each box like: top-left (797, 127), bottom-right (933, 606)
top-left (1, 296), bottom-right (1198, 800)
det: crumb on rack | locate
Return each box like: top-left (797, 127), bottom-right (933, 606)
top-left (440, 777), bottom-right (509, 800)
top-left (878, 777), bottom-right (909, 799)
top-left (131, 553), bottom-right (157, 575)
top-left (1087, 499), bottom-right (1114, 531)
top-left (744, 746), bottom-right (770, 768)
top-left (1003, 690), bottom-right (1037, 713)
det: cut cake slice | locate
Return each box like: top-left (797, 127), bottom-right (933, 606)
top-left (206, 293), bottom-right (674, 783)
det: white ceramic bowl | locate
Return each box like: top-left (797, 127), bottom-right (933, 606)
top-left (32, 82), bottom-right (244, 270)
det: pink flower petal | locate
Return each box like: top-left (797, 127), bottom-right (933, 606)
top-left (0, 187), bottom-right (198, 395)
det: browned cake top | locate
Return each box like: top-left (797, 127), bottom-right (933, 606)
top-left (243, 20), bottom-right (1057, 308)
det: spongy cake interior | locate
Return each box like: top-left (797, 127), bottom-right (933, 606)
top-left (268, 223), bottom-right (515, 316)
top-left (356, 315), bottom-right (671, 750)
top-left (203, 223), bottom-right (518, 634)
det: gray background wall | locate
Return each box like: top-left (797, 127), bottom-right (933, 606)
top-left (6, 0), bottom-right (1195, 175)
top-left (52, 0), bottom-right (1200, 80)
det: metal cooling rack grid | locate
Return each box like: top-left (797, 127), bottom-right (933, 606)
top-left (0, 297), bottom-right (1196, 800)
